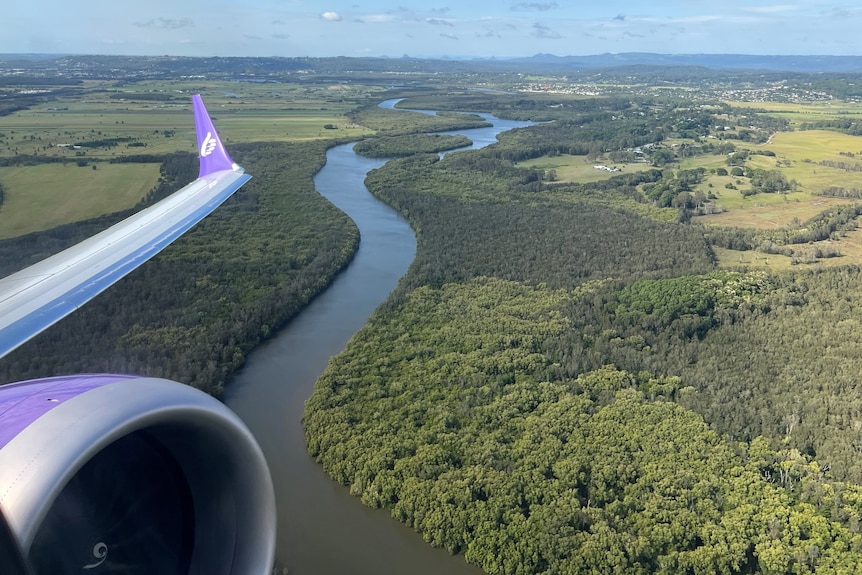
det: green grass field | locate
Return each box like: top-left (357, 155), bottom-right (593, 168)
top-left (728, 100), bottom-right (862, 127)
top-left (759, 129), bottom-right (862, 164)
top-left (516, 154), bottom-right (655, 183)
top-left (712, 245), bottom-right (796, 270)
top-left (0, 162), bottom-right (159, 238)
top-left (712, 223), bottom-right (862, 270)
top-left (0, 80), bottom-right (379, 161)
top-left (683, 129), bottom-right (862, 229)
top-left (0, 104), bottom-right (371, 159)
top-left (0, 79), bottom-right (385, 238)
top-left (695, 195), bottom-right (852, 228)
top-left (680, 125), bottom-right (862, 268)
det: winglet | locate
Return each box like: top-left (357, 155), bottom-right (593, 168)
top-left (192, 94), bottom-right (239, 177)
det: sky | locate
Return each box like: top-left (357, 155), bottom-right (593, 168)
top-left (4, 1), bottom-right (862, 59)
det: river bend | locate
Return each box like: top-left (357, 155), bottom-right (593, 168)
top-left (223, 102), bottom-right (531, 574)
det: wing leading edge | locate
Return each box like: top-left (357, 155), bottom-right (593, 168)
top-left (0, 95), bottom-right (251, 359)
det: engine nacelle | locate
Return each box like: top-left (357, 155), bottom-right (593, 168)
top-left (0, 374), bottom-right (275, 574)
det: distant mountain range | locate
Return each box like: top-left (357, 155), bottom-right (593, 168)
top-left (4, 52), bottom-right (862, 77)
top-left (505, 53), bottom-right (862, 73)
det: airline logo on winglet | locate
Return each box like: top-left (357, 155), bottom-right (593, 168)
top-left (200, 132), bottom-right (218, 157)
top-left (193, 94), bottom-right (238, 177)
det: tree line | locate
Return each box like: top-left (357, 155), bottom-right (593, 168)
top-left (305, 277), bottom-right (862, 574)
top-left (353, 134), bottom-right (472, 158)
top-left (0, 141), bottom-right (360, 396)
top-left (304, 90), bottom-right (862, 573)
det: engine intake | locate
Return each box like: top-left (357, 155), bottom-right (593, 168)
top-left (0, 375), bottom-right (275, 574)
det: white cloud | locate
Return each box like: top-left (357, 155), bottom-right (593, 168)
top-left (741, 4), bottom-right (798, 14)
top-left (321, 12), bottom-right (342, 22)
top-left (357, 14), bottom-right (397, 23)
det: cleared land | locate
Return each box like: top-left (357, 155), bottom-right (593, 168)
top-left (0, 104), bottom-right (369, 159)
top-left (0, 163), bottom-right (159, 238)
top-left (675, 125), bottom-right (862, 268)
top-left (0, 80), bottom-right (390, 237)
top-left (756, 129), bottom-right (862, 166)
top-left (728, 100), bottom-right (862, 127)
top-left (689, 130), bottom-right (862, 227)
top-left (511, 124), bottom-right (862, 269)
top-left (0, 80), bottom-right (379, 160)
top-left (712, 224), bottom-right (862, 270)
top-left (516, 154), bottom-right (655, 183)
top-left (698, 195), bottom-right (852, 229)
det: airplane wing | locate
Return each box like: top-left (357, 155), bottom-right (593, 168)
top-left (0, 95), bottom-right (274, 575)
top-left (0, 94), bottom-right (251, 359)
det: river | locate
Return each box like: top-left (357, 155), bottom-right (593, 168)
top-left (222, 101), bottom-right (532, 574)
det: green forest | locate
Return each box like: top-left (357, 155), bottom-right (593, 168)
top-left (353, 134), bottom-right (472, 158)
top-left (305, 279), bottom-right (862, 574)
top-left (303, 92), bottom-right (862, 573)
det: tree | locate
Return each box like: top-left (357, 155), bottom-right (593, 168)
top-left (672, 192), bottom-right (695, 210)
top-left (651, 149), bottom-right (673, 166)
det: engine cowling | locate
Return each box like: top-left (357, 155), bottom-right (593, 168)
top-left (0, 374), bottom-right (275, 574)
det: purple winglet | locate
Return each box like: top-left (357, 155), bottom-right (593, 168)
top-left (192, 94), bottom-right (237, 177)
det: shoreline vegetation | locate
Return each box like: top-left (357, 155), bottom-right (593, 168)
top-left (305, 92), bottom-right (862, 572)
top-left (353, 134), bottom-right (473, 158)
top-left (8, 62), bottom-right (862, 572)
top-left (0, 140), bottom-right (360, 395)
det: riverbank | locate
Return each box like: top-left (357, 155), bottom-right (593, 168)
top-left (223, 110), bottom-right (532, 574)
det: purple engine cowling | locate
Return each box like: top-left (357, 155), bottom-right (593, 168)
top-left (0, 374), bottom-right (136, 450)
top-left (0, 374), bottom-right (275, 575)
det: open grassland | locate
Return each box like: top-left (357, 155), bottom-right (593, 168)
top-left (712, 225), bottom-right (862, 270)
top-left (697, 194), bottom-right (852, 228)
top-left (713, 245), bottom-right (794, 270)
top-left (0, 79), bottom-right (483, 238)
top-left (0, 104), bottom-right (369, 159)
top-left (686, 125), bottom-right (862, 267)
top-left (516, 153), bottom-right (655, 183)
top-left (677, 154), bottom-right (730, 200)
top-left (747, 154), bottom-right (862, 194)
top-left (689, 129), bottom-right (862, 229)
top-left (678, 154), bottom-right (728, 172)
top-left (0, 80), bottom-right (379, 160)
top-left (760, 129), bottom-right (862, 164)
top-left (0, 162), bottom-right (160, 238)
top-left (516, 146), bottom-right (861, 231)
top-left (728, 100), bottom-right (862, 127)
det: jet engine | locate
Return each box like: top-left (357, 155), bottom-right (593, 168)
top-left (0, 374), bottom-right (275, 574)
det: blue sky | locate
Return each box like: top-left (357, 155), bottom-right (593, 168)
top-left (4, 1), bottom-right (862, 58)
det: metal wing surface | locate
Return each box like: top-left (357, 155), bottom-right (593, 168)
top-left (0, 95), bottom-right (251, 359)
